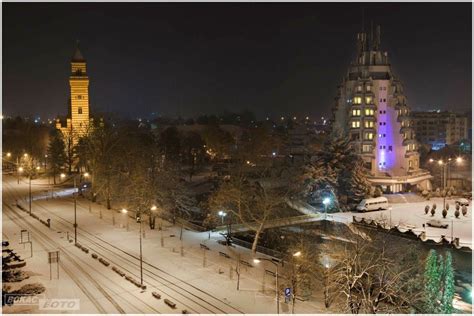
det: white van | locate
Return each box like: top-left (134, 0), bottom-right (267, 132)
top-left (356, 197), bottom-right (389, 212)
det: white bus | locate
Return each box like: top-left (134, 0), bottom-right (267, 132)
top-left (356, 197), bottom-right (389, 212)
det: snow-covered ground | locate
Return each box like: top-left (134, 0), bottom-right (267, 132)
top-left (2, 175), bottom-right (329, 314)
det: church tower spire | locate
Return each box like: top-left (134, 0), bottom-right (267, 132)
top-left (56, 41), bottom-right (90, 143)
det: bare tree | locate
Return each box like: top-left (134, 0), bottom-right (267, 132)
top-left (325, 233), bottom-right (424, 314)
top-left (210, 167), bottom-right (288, 253)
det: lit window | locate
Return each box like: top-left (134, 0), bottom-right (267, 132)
top-left (362, 145), bottom-right (371, 152)
top-left (351, 121), bottom-right (360, 128)
top-left (353, 97), bottom-right (362, 104)
top-left (365, 133), bottom-right (374, 140)
top-left (78, 107), bottom-right (83, 114)
top-left (357, 86), bottom-right (362, 92)
top-left (364, 121), bottom-right (374, 128)
top-left (365, 109), bottom-right (374, 116)
top-left (352, 109), bottom-right (361, 116)
top-left (366, 85), bottom-right (371, 92)
top-left (365, 96), bottom-right (373, 104)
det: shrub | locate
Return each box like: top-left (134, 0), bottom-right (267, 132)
top-left (432, 203), bottom-right (437, 210)
top-left (425, 205), bottom-right (430, 214)
top-left (442, 209), bottom-right (447, 218)
top-left (14, 283), bottom-right (45, 295)
top-left (431, 208), bottom-right (435, 217)
top-left (461, 206), bottom-right (467, 216)
top-left (446, 203), bottom-right (450, 211)
top-left (456, 204), bottom-right (460, 211)
top-left (454, 209), bottom-right (460, 218)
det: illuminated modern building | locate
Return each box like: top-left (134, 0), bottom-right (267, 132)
top-left (331, 27), bottom-right (432, 193)
top-left (56, 43), bottom-right (91, 144)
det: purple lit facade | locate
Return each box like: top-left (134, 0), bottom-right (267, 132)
top-left (332, 27), bottom-right (432, 193)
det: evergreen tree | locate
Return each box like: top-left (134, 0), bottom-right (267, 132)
top-left (340, 160), bottom-right (371, 204)
top-left (47, 129), bottom-right (66, 184)
top-left (423, 249), bottom-right (441, 313)
top-left (441, 251), bottom-right (455, 313)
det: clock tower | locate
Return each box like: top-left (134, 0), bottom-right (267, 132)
top-left (56, 42), bottom-right (90, 143)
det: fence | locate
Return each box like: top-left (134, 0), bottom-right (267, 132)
top-left (231, 237), bottom-right (283, 259)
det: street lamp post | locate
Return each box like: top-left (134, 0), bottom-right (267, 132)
top-left (429, 157), bottom-right (463, 209)
top-left (254, 257), bottom-right (280, 314)
top-left (218, 210), bottom-right (227, 224)
top-left (322, 197), bottom-right (330, 220)
top-left (138, 212), bottom-right (144, 286)
top-left (28, 171), bottom-right (32, 216)
top-left (73, 176), bottom-right (78, 244)
top-left (122, 209), bottom-right (129, 231)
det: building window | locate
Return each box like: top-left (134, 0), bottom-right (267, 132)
top-left (78, 107), bottom-right (83, 114)
top-left (388, 146), bottom-right (393, 152)
top-left (77, 95), bottom-right (82, 99)
top-left (351, 121), bottom-right (360, 128)
top-left (365, 133), bottom-right (374, 140)
top-left (365, 109), bottom-right (374, 116)
top-left (362, 145), bottom-right (371, 152)
top-left (352, 109), bottom-right (361, 116)
top-left (366, 85), bottom-right (371, 92)
top-left (353, 97), bottom-right (362, 104)
top-left (357, 86), bottom-right (362, 92)
top-left (364, 121), bottom-right (374, 128)
top-left (409, 160), bottom-right (413, 168)
top-left (365, 96), bottom-right (373, 104)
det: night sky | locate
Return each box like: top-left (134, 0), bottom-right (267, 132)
top-left (3, 2), bottom-right (472, 120)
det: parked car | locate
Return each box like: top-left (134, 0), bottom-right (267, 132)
top-left (426, 220), bottom-right (448, 229)
top-left (356, 197), bottom-right (389, 212)
top-left (461, 192), bottom-right (472, 200)
top-left (455, 198), bottom-right (470, 207)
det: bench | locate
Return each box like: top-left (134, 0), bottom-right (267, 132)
top-left (240, 260), bottom-right (253, 267)
top-left (200, 243), bottom-right (210, 250)
top-left (219, 251), bottom-right (231, 259)
top-left (164, 299), bottom-right (176, 309)
top-left (152, 292), bottom-right (161, 299)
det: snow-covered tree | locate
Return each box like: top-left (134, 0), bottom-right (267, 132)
top-left (423, 249), bottom-right (441, 313)
top-left (440, 252), bottom-right (455, 314)
top-left (340, 160), bottom-right (371, 204)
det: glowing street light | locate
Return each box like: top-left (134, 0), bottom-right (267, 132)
top-left (122, 209), bottom-right (129, 231)
top-left (83, 172), bottom-right (90, 178)
top-left (438, 160), bottom-right (443, 165)
top-left (18, 167), bottom-right (24, 173)
top-left (456, 157), bottom-right (463, 164)
top-left (218, 210), bottom-right (227, 224)
top-left (36, 166), bottom-right (40, 171)
top-left (429, 158), bottom-right (434, 163)
top-left (150, 205), bottom-right (157, 211)
top-left (6, 152), bottom-right (11, 158)
top-left (293, 251), bottom-right (302, 257)
top-left (23, 153), bottom-right (28, 158)
top-left (60, 173), bottom-right (66, 179)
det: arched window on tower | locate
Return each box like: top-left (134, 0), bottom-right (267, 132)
top-left (78, 107), bottom-right (83, 114)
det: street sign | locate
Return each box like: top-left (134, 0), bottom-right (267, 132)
top-left (20, 229), bottom-right (30, 244)
top-left (285, 287), bottom-right (291, 298)
top-left (48, 251), bottom-right (60, 263)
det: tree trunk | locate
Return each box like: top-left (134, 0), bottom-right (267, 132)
top-left (251, 222), bottom-right (265, 253)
